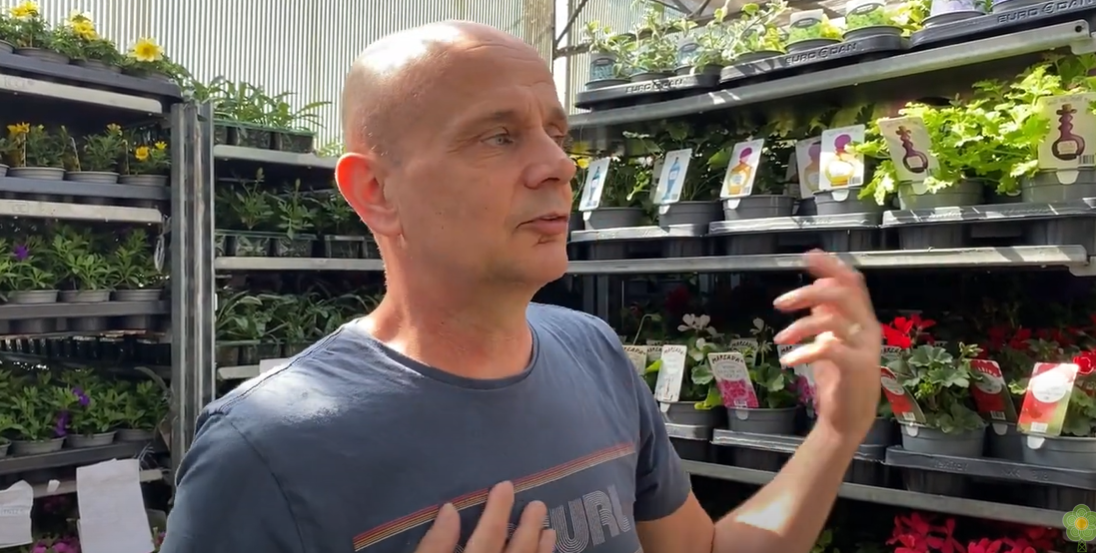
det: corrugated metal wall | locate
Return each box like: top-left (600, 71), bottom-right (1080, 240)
top-left (7, 0), bottom-right (554, 145)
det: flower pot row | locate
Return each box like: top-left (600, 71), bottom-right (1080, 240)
top-left (0, 427), bottom-right (154, 459)
top-left (215, 230), bottom-right (378, 259)
top-left (213, 120), bottom-right (317, 154)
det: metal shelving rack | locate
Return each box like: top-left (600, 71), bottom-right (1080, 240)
top-left (0, 55), bottom-right (207, 488)
top-left (562, 16), bottom-right (1096, 528)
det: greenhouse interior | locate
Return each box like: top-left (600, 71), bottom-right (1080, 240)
top-left (2, 0), bottom-right (1096, 550)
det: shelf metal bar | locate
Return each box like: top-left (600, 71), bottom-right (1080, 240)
top-left (683, 461), bottom-right (1067, 527)
top-left (0, 71), bottom-right (163, 114)
top-left (0, 176), bottom-right (170, 200)
top-left (213, 145), bottom-right (337, 170)
top-left (566, 246), bottom-right (1090, 274)
top-left (214, 256), bottom-right (385, 272)
top-left (0, 300), bottom-right (167, 321)
top-left (0, 199), bottom-right (164, 224)
top-left (569, 21), bottom-right (1093, 130)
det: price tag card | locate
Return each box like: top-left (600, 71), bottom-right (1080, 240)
top-left (726, 338), bottom-right (758, 366)
top-left (721, 139), bottom-right (765, 199)
top-left (708, 351), bottom-right (759, 409)
top-left (877, 117), bottom-right (938, 184)
top-left (819, 125), bottom-right (866, 190)
top-left (881, 345), bottom-right (903, 362)
top-left (653, 345), bottom-right (688, 403)
top-left (970, 359), bottom-right (1017, 422)
top-left (880, 367), bottom-right (927, 424)
top-left (1018, 362), bottom-right (1080, 436)
top-left (1037, 93), bottom-right (1096, 171)
top-left (795, 137), bottom-right (822, 199)
top-left (622, 345), bottom-right (649, 375)
top-left (653, 149), bottom-right (693, 206)
top-left (578, 157), bottom-right (612, 211)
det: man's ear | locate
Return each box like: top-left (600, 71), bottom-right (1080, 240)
top-left (335, 153), bottom-right (400, 237)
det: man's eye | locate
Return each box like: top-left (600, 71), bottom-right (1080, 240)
top-left (485, 134), bottom-right (514, 146)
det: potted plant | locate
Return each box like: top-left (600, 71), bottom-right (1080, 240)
top-left (121, 140), bottom-right (170, 187)
top-left (215, 290), bottom-right (281, 366)
top-left (0, 7), bottom-right (16, 53)
top-left (658, 313), bottom-right (724, 426)
top-left (583, 21), bottom-right (632, 88)
top-left (887, 342), bottom-right (986, 457)
top-left (225, 179), bottom-right (276, 257)
top-left (51, 226), bottom-right (112, 305)
top-left (726, 1), bottom-right (787, 63)
top-left (111, 228), bottom-right (163, 302)
top-left (122, 37), bottom-right (179, 83)
top-left (273, 294), bottom-right (315, 358)
top-left (655, 121), bottom-right (730, 226)
top-left (673, 8), bottom-right (732, 75)
top-left (66, 380), bottom-right (124, 448)
top-left (116, 380), bottom-right (167, 442)
top-left (581, 156), bottom-right (653, 230)
top-left (313, 190), bottom-right (366, 258)
top-left (7, 236), bottom-right (58, 305)
top-left (9, 373), bottom-right (75, 455)
top-left (786, 9), bottom-right (843, 53)
top-left (69, 124), bottom-right (126, 188)
top-left (272, 180), bottom-right (317, 257)
top-left (721, 143), bottom-right (796, 220)
top-left (925, 0), bottom-right (984, 27)
top-left (6, 1), bottom-right (68, 64)
top-left (260, 92), bottom-right (329, 153)
top-left (725, 320), bottom-right (798, 434)
top-left (844, 0), bottom-right (905, 40)
top-left (209, 80), bottom-right (276, 148)
top-left (5, 123), bottom-right (66, 180)
top-left (54, 11), bottom-right (123, 72)
top-left (627, 4), bottom-right (677, 81)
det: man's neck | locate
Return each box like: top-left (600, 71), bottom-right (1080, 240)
top-left (362, 280), bottom-right (535, 380)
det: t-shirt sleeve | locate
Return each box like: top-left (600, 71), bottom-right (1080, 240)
top-left (159, 413), bottom-right (305, 553)
top-left (630, 352), bottom-right (693, 522)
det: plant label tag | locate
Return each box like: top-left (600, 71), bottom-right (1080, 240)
top-left (1037, 93), bottom-right (1096, 172)
top-left (1018, 362), bottom-right (1079, 436)
top-left (789, 9), bottom-right (824, 38)
top-left (622, 345), bottom-right (649, 375)
top-left (653, 149), bottom-right (693, 206)
top-left (877, 116), bottom-right (938, 184)
top-left (969, 359), bottom-right (1017, 423)
top-left (880, 367), bottom-right (927, 424)
top-left (721, 139), bottom-right (765, 199)
top-left (795, 137), bottom-right (822, 199)
top-left (792, 362), bottom-right (818, 410)
top-left (727, 338), bottom-right (758, 366)
top-left (653, 345), bottom-right (688, 403)
top-left (578, 157), bottom-right (612, 211)
top-left (881, 345), bottom-right (903, 362)
top-left (819, 125), bottom-right (866, 191)
top-left (708, 351), bottom-right (759, 409)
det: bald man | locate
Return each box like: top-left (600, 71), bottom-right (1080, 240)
top-left (161, 21), bottom-right (883, 553)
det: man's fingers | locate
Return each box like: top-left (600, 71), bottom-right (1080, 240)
top-left (538, 529), bottom-right (557, 553)
top-left (773, 278), bottom-right (874, 327)
top-left (505, 501), bottom-right (550, 553)
top-left (774, 310), bottom-right (848, 346)
top-left (466, 481), bottom-right (516, 553)
top-left (779, 333), bottom-right (860, 368)
top-left (417, 503), bottom-right (461, 553)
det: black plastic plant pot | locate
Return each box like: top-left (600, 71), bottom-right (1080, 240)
top-left (215, 343), bottom-right (242, 367)
top-left (272, 131), bottom-right (315, 153)
top-left (230, 123), bottom-right (274, 150)
top-left (898, 225), bottom-right (968, 249)
top-left (1032, 486), bottom-right (1095, 512)
top-left (226, 231), bottom-right (273, 257)
top-left (237, 341), bottom-right (279, 365)
top-left (587, 242), bottom-right (629, 260)
top-left (255, 341), bottom-right (281, 361)
top-left (844, 460), bottom-right (889, 486)
top-left (819, 230), bottom-right (879, 252)
top-left (902, 469), bottom-right (970, 496)
top-left (99, 337), bottom-right (125, 363)
top-left (322, 235), bottom-right (365, 258)
top-left (273, 234), bottom-right (316, 258)
top-left (665, 402), bottom-right (725, 427)
top-left (1025, 218), bottom-right (1096, 251)
top-left (212, 120), bottom-right (232, 146)
top-left (721, 235), bottom-right (778, 255)
top-left (662, 238), bottom-right (707, 258)
top-left (672, 438), bottom-right (716, 462)
top-left (733, 449), bottom-right (788, 472)
top-left (282, 342), bottom-right (311, 358)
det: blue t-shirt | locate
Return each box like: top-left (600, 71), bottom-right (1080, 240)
top-left (160, 303), bottom-right (691, 553)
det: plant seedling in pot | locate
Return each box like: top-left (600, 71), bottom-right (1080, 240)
top-left (887, 343), bottom-right (985, 435)
top-left (273, 180), bottom-right (317, 257)
top-left (228, 173), bottom-right (276, 257)
top-left (627, 4), bottom-right (677, 79)
top-left (76, 124), bottom-right (127, 174)
top-left (51, 225), bottom-right (113, 294)
top-left (673, 8), bottom-right (733, 73)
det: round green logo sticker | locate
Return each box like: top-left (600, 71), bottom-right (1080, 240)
top-left (1065, 504), bottom-right (1096, 550)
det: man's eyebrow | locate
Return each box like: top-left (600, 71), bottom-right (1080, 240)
top-left (456, 109), bottom-right (523, 132)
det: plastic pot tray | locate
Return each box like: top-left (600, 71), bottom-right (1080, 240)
top-left (882, 199), bottom-right (1096, 227)
top-left (909, 0), bottom-right (1096, 49)
top-left (883, 200), bottom-right (1096, 248)
top-left (666, 423), bottom-right (717, 462)
top-left (570, 224), bottom-right (707, 244)
top-left (720, 34), bottom-right (908, 84)
top-left (713, 429), bottom-right (888, 483)
top-left (574, 73), bottom-right (720, 110)
top-left (709, 213), bottom-right (882, 253)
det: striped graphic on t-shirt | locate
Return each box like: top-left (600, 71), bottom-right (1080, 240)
top-left (352, 442), bottom-right (636, 551)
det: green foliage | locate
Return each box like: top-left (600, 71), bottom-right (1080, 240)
top-left (204, 77), bottom-right (329, 131)
top-left (725, 1), bottom-right (788, 56)
top-left (111, 228), bottom-right (162, 290)
top-left (845, 2), bottom-right (893, 30)
top-left (888, 343), bottom-right (985, 433)
top-left (274, 180), bottom-right (316, 238)
top-left (10, 373), bottom-right (76, 441)
top-left (78, 124), bottom-right (126, 172)
top-left (51, 225), bottom-right (113, 290)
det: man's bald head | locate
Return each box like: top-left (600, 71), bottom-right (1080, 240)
top-left (341, 21), bottom-right (540, 159)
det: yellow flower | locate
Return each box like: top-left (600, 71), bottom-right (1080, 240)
top-left (71, 20), bottom-right (97, 40)
top-left (575, 157), bottom-right (590, 169)
top-left (6, 123), bottom-right (29, 135)
top-left (154, 141), bottom-right (167, 151)
top-left (135, 146), bottom-right (150, 161)
top-left (106, 124), bottom-right (122, 135)
top-left (130, 37), bottom-right (164, 63)
top-left (9, 1), bottom-right (38, 19)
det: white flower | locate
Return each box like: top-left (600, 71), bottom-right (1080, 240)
top-left (753, 318), bottom-right (765, 330)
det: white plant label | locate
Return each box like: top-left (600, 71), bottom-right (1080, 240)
top-left (622, 345), bottom-right (649, 375)
top-left (1037, 93), bottom-right (1096, 173)
top-left (653, 345), bottom-right (688, 403)
top-left (708, 351), bottom-right (759, 409)
top-left (877, 116), bottom-right (938, 184)
top-left (578, 157), bottom-right (612, 211)
top-left (721, 139), bottom-right (765, 199)
top-left (727, 338), bottom-right (758, 366)
top-left (654, 149), bottom-right (693, 206)
top-left (1029, 364), bottom-right (1078, 403)
top-left (819, 125), bottom-right (866, 190)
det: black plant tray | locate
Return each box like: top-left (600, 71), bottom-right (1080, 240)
top-left (666, 423), bottom-right (717, 463)
top-left (574, 73), bottom-right (720, 110)
top-left (719, 35), bottom-right (909, 85)
top-left (882, 200), bottom-right (1096, 249)
top-left (910, 0), bottom-right (1096, 49)
top-left (886, 446), bottom-right (1096, 489)
top-left (570, 224), bottom-right (708, 260)
top-left (0, 51), bottom-right (182, 102)
top-left (712, 429), bottom-right (887, 461)
top-left (883, 199), bottom-right (1096, 227)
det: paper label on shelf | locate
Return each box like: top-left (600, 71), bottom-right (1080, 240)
top-left (0, 481), bottom-right (32, 547)
top-left (819, 125), bottom-right (866, 191)
top-left (795, 137), bottom-right (823, 199)
top-left (720, 139), bottom-right (766, 199)
top-left (578, 157), bottom-right (613, 211)
top-left (877, 116), bottom-right (938, 184)
top-left (879, 367), bottom-right (926, 424)
top-left (881, 345), bottom-right (904, 362)
top-left (645, 340), bottom-right (664, 363)
top-left (653, 149), bottom-right (693, 206)
top-left (653, 345), bottom-right (688, 403)
top-left (708, 351), bottom-right (759, 409)
top-left (1018, 362), bottom-right (1079, 436)
top-left (622, 345), bottom-right (650, 375)
top-left (726, 338), bottom-right (759, 366)
top-left (1037, 93), bottom-right (1096, 171)
top-left (969, 359), bottom-right (1017, 422)
top-left (258, 358), bottom-right (290, 374)
top-left (76, 459), bottom-right (155, 553)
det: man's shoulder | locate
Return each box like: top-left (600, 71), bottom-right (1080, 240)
top-left (528, 302), bottom-right (618, 343)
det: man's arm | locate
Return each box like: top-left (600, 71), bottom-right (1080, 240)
top-left (159, 413), bottom-right (305, 553)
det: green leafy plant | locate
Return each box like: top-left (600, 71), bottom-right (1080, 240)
top-left (674, 7), bottom-right (732, 68)
top-left (742, 319), bottom-right (798, 408)
top-left (724, 1), bottom-right (788, 57)
top-left (68, 381), bottom-right (126, 435)
top-left (256, 91), bottom-right (329, 132)
top-left (311, 190), bottom-right (360, 235)
top-left (231, 174), bottom-right (275, 231)
top-left (274, 181), bottom-right (317, 238)
top-left (119, 380), bottom-right (168, 431)
top-left (655, 121), bottom-right (735, 202)
top-left (111, 229), bottom-right (162, 290)
top-left (583, 22), bottom-right (635, 79)
top-left (51, 226), bottom-right (113, 290)
top-left (674, 314), bottom-right (724, 410)
top-left (6, 123), bottom-right (66, 168)
top-left (845, 1), bottom-right (894, 30)
top-left (127, 140), bottom-right (170, 175)
top-left (629, 3), bottom-right (677, 74)
top-left (77, 124), bottom-right (127, 172)
top-left (8, 236), bottom-right (55, 291)
top-left (10, 373), bottom-right (76, 442)
top-left (216, 291), bottom-right (281, 341)
top-left (53, 11), bottom-right (123, 65)
top-left (787, 13), bottom-right (843, 43)
top-left (888, 343), bottom-right (985, 433)
top-left (5, 1), bottom-right (59, 50)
